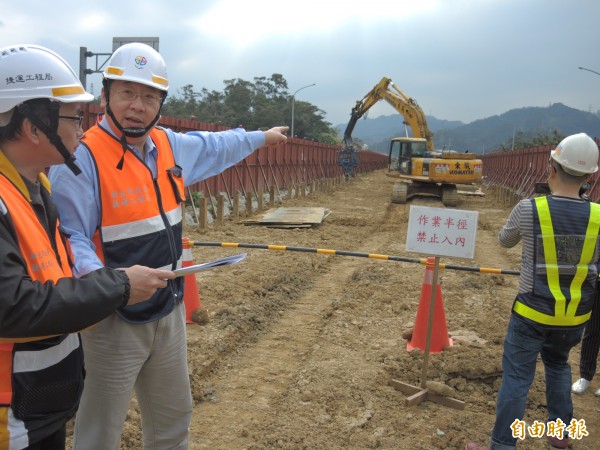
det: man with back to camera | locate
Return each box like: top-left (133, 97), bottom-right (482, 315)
top-left (0, 44), bottom-right (174, 450)
top-left (48, 42), bottom-right (289, 449)
top-left (467, 133), bottom-right (600, 450)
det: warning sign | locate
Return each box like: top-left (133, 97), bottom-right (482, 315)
top-left (406, 205), bottom-right (478, 259)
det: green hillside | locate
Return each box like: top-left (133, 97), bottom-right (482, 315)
top-left (337, 103), bottom-right (600, 155)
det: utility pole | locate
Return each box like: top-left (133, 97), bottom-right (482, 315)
top-left (578, 66), bottom-right (600, 77)
top-left (291, 83), bottom-right (316, 138)
top-left (79, 47), bottom-right (112, 91)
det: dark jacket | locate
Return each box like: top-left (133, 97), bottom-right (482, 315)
top-left (0, 150), bottom-right (131, 449)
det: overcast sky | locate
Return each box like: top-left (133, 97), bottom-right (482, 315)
top-left (2, 0), bottom-right (599, 127)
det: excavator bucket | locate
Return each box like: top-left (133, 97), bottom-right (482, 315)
top-left (338, 149), bottom-right (360, 178)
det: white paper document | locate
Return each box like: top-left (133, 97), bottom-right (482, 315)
top-left (173, 253), bottom-right (247, 277)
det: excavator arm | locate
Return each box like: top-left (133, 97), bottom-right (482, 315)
top-left (342, 77), bottom-right (434, 154)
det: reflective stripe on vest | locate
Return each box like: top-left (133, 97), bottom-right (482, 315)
top-left (13, 334), bottom-right (79, 373)
top-left (100, 205), bottom-right (182, 242)
top-left (513, 197), bottom-right (600, 326)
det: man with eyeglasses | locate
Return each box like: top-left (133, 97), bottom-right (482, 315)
top-left (48, 42), bottom-right (289, 449)
top-left (467, 133), bottom-right (600, 450)
top-left (57, 114), bottom-right (84, 128)
top-left (0, 44), bottom-right (175, 450)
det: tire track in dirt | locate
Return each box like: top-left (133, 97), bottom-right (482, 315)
top-left (189, 199), bottom-right (394, 449)
top-left (187, 190), bottom-right (520, 450)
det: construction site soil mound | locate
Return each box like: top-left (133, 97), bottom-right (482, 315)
top-left (84, 171), bottom-right (599, 449)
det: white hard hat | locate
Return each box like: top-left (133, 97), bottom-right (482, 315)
top-left (103, 43), bottom-right (168, 92)
top-left (551, 133), bottom-right (599, 175)
top-left (0, 44), bottom-right (93, 113)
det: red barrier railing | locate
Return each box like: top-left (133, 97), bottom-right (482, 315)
top-left (82, 104), bottom-right (388, 201)
top-left (481, 139), bottom-right (600, 202)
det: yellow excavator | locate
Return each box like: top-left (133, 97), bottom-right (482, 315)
top-left (341, 77), bottom-right (482, 206)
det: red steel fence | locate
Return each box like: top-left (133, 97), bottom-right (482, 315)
top-left (82, 105), bottom-right (388, 201)
top-left (481, 138), bottom-right (600, 203)
top-left (82, 106), bottom-right (600, 205)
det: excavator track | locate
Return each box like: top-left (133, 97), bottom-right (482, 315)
top-left (441, 184), bottom-right (459, 207)
top-left (391, 181), bottom-right (408, 204)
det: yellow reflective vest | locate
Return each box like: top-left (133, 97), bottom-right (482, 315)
top-left (513, 196), bottom-right (600, 327)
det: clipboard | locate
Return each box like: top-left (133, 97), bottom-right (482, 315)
top-left (173, 253), bottom-right (247, 277)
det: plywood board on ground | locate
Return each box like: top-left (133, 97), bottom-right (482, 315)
top-left (242, 207), bottom-right (331, 228)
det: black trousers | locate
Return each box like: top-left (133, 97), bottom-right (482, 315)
top-left (580, 288), bottom-right (600, 381)
top-left (25, 426), bottom-right (66, 450)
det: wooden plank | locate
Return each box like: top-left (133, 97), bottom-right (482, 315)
top-left (427, 392), bottom-right (466, 410)
top-left (241, 207), bottom-right (331, 227)
top-left (405, 389), bottom-right (428, 407)
top-left (388, 379), bottom-right (420, 395)
top-left (389, 379), bottom-right (466, 410)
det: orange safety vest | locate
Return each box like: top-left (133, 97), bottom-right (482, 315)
top-left (82, 125), bottom-right (185, 322)
top-left (0, 167), bottom-right (80, 449)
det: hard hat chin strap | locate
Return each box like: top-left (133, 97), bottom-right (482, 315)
top-left (109, 109), bottom-right (162, 170)
top-left (18, 102), bottom-right (82, 176)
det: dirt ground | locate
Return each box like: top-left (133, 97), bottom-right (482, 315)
top-left (114, 170), bottom-right (599, 450)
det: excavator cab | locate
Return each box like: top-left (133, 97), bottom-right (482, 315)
top-left (388, 138), bottom-right (428, 176)
top-left (387, 136), bottom-right (464, 206)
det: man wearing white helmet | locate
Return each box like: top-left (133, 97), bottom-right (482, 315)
top-left (468, 132), bottom-right (600, 450)
top-left (48, 42), bottom-right (289, 449)
top-left (0, 44), bottom-right (175, 450)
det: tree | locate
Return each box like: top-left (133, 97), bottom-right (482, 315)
top-left (161, 84), bottom-right (201, 119)
top-left (496, 129), bottom-right (564, 151)
top-left (161, 74), bottom-right (338, 142)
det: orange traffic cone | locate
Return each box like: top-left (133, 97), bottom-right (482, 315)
top-left (182, 237), bottom-right (203, 324)
top-left (407, 257), bottom-right (452, 353)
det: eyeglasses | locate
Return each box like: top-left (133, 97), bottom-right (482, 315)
top-left (59, 115), bottom-right (84, 128)
top-left (113, 88), bottom-right (164, 105)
